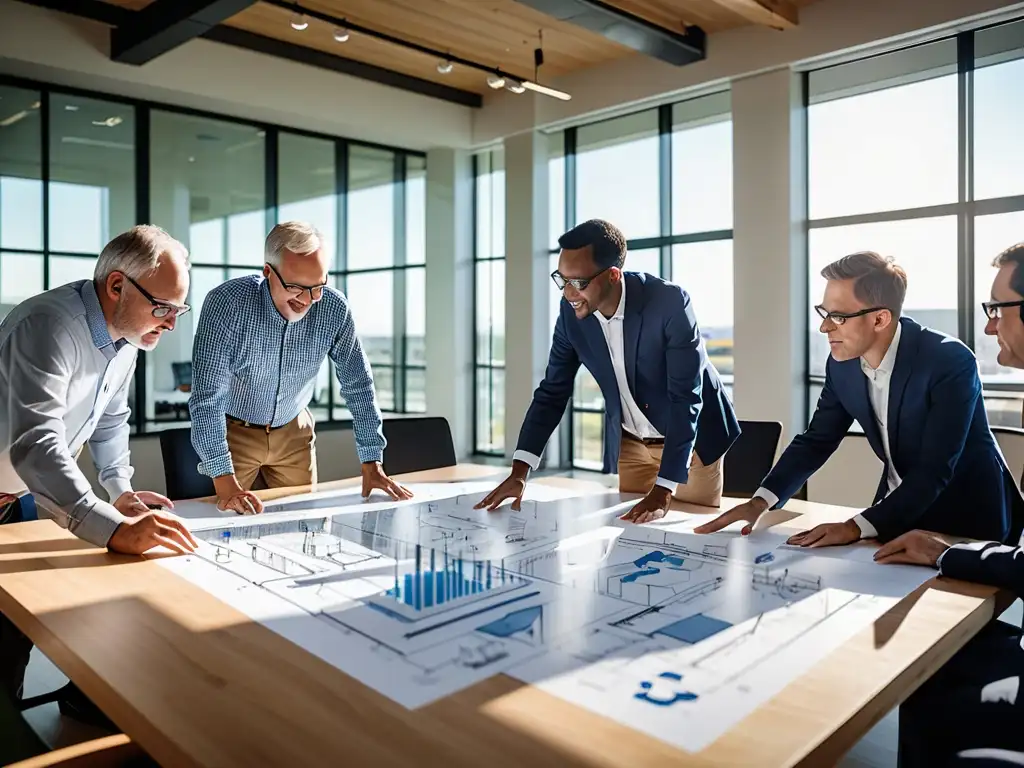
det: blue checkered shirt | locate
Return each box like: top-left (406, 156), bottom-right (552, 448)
top-left (189, 275), bottom-right (386, 478)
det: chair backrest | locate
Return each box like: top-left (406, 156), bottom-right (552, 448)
top-left (171, 361), bottom-right (193, 390)
top-left (381, 417), bottom-right (457, 477)
top-left (722, 420), bottom-right (783, 497)
top-left (159, 427), bottom-right (215, 500)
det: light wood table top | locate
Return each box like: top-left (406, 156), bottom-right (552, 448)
top-left (0, 464), bottom-right (1006, 767)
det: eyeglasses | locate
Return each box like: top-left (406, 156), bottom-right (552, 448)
top-left (267, 263), bottom-right (327, 303)
top-left (550, 267), bottom-right (609, 292)
top-left (123, 274), bottom-right (190, 319)
top-left (982, 299), bottom-right (1024, 319)
top-left (814, 305), bottom-right (887, 325)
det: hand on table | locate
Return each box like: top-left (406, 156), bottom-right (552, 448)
top-left (213, 474), bottom-right (264, 515)
top-left (619, 486), bottom-right (672, 525)
top-left (693, 498), bottom-right (769, 535)
top-left (873, 529), bottom-right (955, 568)
top-left (474, 462), bottom-right (529, 512)
top-left (108, 510), bottom-right (198, 555)
top-left (786, 519), bottom-right (861, 548)
top-left (113, 490), bottom-right (174, 518)
top-left (362, 462), bottom-right (413, 501)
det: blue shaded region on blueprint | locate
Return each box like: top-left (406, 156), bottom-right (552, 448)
top-left (655, 613), bottom-right (732, 643)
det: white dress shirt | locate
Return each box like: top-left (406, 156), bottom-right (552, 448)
top-left (0, 280), bottom-right (137, 547)
top-left (514, 280), bottom-right (678, 492)
top-left (754, 323), bottom-right (903, 538)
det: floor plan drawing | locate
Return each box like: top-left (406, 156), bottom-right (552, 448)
top-left (161, 480), bottom-right (935, 751)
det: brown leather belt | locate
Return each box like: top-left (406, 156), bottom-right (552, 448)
top-left (623, 431), bottom-right (665, 446)
top-left (227, 415), bottom-right (286, 434)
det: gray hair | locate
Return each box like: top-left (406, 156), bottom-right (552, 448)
top-left (94, 225), bottom-right (189, 285)
top-left (265, 221), bottom-right (324, 267)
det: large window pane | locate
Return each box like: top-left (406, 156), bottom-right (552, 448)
top-left (475, 150), bottom-right (504, 259)
top-left (576, 111), bottom-right (659, 239)
top-left (475, 260), bottom-right (505, 366)
top-left (49, 94), bottom-right (135, 254)
top-left (0, 86), bottom-right (42, 252)
top-left (189, 266), bottom-right (227, 331)
top-left (625, 247), bottom-right (660, 277)
top-left (986, 393), bottom-right (1023, 429)
top-left (974, 20), bottom-right (1024, 201)
top-left (808, 40), bottom-right (958, 219)
top-left (406, 368), bottom-right (426, 414)
top-left (348, 146), bottom-right (395, 270)
top-left (574, 369), bottom-right (603, 410)
top-left (49, 255), bottom-right (96, 287)
top-left (475, 367), bottom-right (505, 454)
top-left (405, 266), bottom-right (425, 366)
top-left (975, 210), bottom-right (1024, 384)
top-left (672, 240), bottom-right (734, 377)
top-left (278, 132), bottom-right (336, 264)
top-left (807, 217), bottom-right (958, 376)
top-left (573, 410), bottom-right (603, 470)
top-left (549, 132), bottom-right (565, 248)
top-left (0, 252), bottom-right (44, 312)
top-left (347, 271), bottom-right (394, 365)
top-left (406, 155), bottom-right (426, 266)
top-left (371, 366), bottom-right (395, 411)
top-left (672, 92), bottom-right (732, 234)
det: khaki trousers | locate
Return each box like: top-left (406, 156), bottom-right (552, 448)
top-left (618, 435), bottom-right (723, 507)
top-left (226, 409), bottom-right (317, 491)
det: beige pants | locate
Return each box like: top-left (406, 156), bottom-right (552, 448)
top-left (226, 409), bottom-right (317, 491)
top-left (618, 435), bottom-right (723, 507)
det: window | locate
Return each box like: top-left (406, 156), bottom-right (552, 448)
top-left (807, 22), bottom-right (1024, 427)
top-left (473, 149), bottom-right (506, 455)
top-left (0, 85), bottom-right (42, 315)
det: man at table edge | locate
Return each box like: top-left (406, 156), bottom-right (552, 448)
top-left (874, 241), bottom-right (1024, 767)
top-left (695, 250), bottom-right (1019, 548)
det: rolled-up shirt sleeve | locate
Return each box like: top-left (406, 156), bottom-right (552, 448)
top-left (1, 314), bottom-right (126, 547)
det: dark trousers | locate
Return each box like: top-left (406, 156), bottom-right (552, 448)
top-left (900, 620), bottom-right (1024, 766)
top-left (1, 496), bottom-right (34, 702)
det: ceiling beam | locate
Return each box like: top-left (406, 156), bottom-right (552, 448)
top-left (11, 0), bottom-right (131, 26)
top-left (111, 0), bottom-right (259, 65)
top-left (512, 0), bottom-right (706, 67)
top-left (709, 0), bottom-right (799, 30)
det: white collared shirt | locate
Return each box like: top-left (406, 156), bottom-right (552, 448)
top-left (514, 280), bottom-right (677, 492)
top-left (754, 323), bottom-right (903, 539)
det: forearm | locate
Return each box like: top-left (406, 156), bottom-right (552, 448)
top-left (939, 541), bottom-right (1024, 595)
top-left (190, 401), bottom-right (235, 478)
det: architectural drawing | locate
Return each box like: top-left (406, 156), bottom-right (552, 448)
top-left (161, 480), bottom-right (934, 751)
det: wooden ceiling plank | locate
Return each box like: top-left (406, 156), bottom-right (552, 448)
top-left (705, 0), bottom-right (798, 29)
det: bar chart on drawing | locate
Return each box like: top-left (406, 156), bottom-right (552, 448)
top-left (161, 480), bottom-right (935, 752)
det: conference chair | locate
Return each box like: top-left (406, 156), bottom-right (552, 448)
top-left (722, 420), bottom-right (783, 497)
top-left (159, 428), bottom-right (215, 500)
top-left (0, 690), bottom-right (47, 765)
top-left (381, 417), bottom-right (457, 477)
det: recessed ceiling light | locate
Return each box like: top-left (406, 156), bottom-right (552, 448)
top-left (290, 12), bottom-right (308, 30)
top-left (333, 27), bottom-right (349, 42)
top-left (486, 75), bottom-right (505, 89)
top-left (64, 104), bottom-right (79, 112)
top-left (437, 59), bottom-right (453, 74)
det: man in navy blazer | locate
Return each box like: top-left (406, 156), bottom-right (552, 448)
top-left (476, 219), bottom-right (740, 523)
top-left (873, 242), bottom-right (1024, 766)
top-left (697, 250), bottom-right (1017, 547)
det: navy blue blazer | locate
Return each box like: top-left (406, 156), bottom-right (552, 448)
top-left (516, 272), bottom-right (741, 485)
top-left (761, 317), bottom-right (1021, 543)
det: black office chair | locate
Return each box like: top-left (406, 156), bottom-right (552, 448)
top-left (159, 427), bottom-right (215, 500)
top-left (722, 420), bottom-right (783, 497)
top-left (381, 417), bottom-right (457, 476)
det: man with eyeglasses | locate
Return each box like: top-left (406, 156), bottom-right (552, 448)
top-left (476, 218), bottom-right (741, 523)
top-left (696, 250), bottom-right (1019, 548)
top-left (0, 224), bottom-right (198, 711)
top-left (870, 242), bottom-right (1024, 766)
top-left (189, 220), bottom-right (411, 515)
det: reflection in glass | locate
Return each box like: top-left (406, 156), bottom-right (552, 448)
top-left (577, 111), bottom-right (659, 239)
top-left (348, 146), bottom-right (395, 270)
top-left (975, 211), bottom-right (1024, 384)
top-left (807, 217), bottom-right (958, 376)
top-left (0, 86), bottom-right (43, 252)
top-left (672, 240), bottom-right (734, 377)
top-left (49, 93), bottom-right (135, 254)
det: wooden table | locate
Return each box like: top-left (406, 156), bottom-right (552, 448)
top-left (0, 464), bottom-right (1007, 767)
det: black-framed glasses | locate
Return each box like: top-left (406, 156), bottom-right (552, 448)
top-left (982, 299), bottom-right (1024, 320)
top-left (123, 274), bottom-right (190, 319)
top-left (550, 267), bottom-right (609, 292)
top-left (267, 263), bottom-right (327, 302)
top-left (814, 305), bottom-right (887, 325)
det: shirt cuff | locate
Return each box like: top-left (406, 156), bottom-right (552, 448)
top-left (512, 450), bottom-right (541, 472)
top-left (357, 445), bottom-right (384, 465)
top-left (75, 501), bottom-right (128, 549)
top-left (100, 475), bottom-right (134, 504)
top-left (753, 487), bottom-right (780, 509)
top-left (853, 514), bottom-right (878, 539)
top-left (199, 452), bottom-right (235, 479)
top-left (935, 544), bottom-right (957, 573)
top-left (655, 477), bottom-right (678, 495)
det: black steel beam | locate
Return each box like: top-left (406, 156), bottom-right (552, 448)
top-left (201, 26), bottom-right (483, 108)
top-left (111, 0), bottom-right (258, 64)
top-left (512, 0), bottom-right (706, 66)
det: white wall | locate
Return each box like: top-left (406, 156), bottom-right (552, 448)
top-left (473, 0), bottom-right (1024, 145)
top-left (0, 0), bottom-right (473, 151)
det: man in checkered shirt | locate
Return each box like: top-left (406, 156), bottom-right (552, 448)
top-left (189, 221), bottom-right (413, 514)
